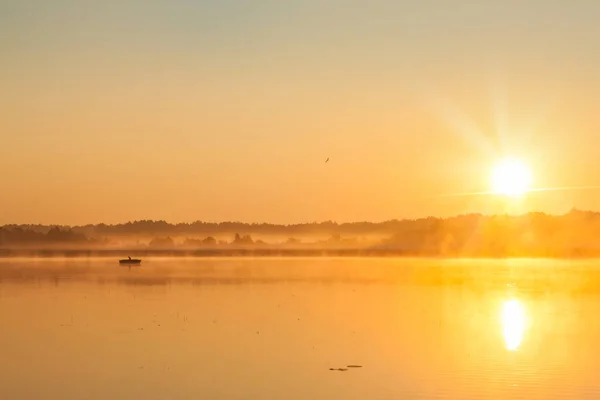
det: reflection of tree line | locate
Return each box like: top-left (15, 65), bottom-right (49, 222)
top-left (4, 209), bottom-right (600, 256)
top-left (5, 265), bottom-right (600, 293)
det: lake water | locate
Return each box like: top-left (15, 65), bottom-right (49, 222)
top-left (1, 257), bottom-right (600, 399)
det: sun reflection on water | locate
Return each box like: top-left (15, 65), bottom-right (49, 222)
top-left (501, 299), bottom-right (526, 351)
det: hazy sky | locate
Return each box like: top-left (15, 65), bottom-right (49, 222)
top-left (2, 1), bottom-right (600, 225)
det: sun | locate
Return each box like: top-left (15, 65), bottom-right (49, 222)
top-left (491, 158), bottom-right (532, 197)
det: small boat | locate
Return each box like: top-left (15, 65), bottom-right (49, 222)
top-left (119, 256), bottom-right (142, 265)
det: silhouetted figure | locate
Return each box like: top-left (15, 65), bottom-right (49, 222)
top-left (119, 256), bottom-right (141, 265)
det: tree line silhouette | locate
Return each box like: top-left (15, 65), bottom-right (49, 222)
top-left (3, 209), bottom-right (600, 257)
top-left (0, 226), bottom-right (90, 245)
top-left (5, 220), bottom-right (400, 236)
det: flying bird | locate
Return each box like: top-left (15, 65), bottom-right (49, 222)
top-left (325, 157), bottom-right (329, 163)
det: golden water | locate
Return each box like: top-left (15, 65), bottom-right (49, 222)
top-left (1, 258), bottom-right (599, 399)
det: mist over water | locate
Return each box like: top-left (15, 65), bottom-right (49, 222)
top-left (2, 258), bottom-right (600, 399)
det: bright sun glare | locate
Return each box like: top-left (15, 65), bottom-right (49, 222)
top-left (491, 158), bottom-right (532, 197)
top-left (501, 299), bottom-right (526, 351)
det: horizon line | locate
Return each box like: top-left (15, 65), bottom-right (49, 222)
top-left (1, 208), bottom-right (596, 228)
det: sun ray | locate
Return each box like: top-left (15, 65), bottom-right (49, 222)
top-left (435, 185), bottom-right (600, 198)
top-left (419, 87), bottom-right (499, 157)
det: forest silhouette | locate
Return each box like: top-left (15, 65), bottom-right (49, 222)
top-left (2, 209), bottom-right (600, 257)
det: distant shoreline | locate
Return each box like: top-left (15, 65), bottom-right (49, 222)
top-left (0, 248), bottom-right (597, 259)
top-left (4, 210), bottom-right (600, 259)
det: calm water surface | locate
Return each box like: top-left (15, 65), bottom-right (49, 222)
top-left (1, 258), bottom-right (600, 399)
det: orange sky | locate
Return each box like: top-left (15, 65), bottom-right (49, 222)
top-left (1, 1), bottom-right (600, 225)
